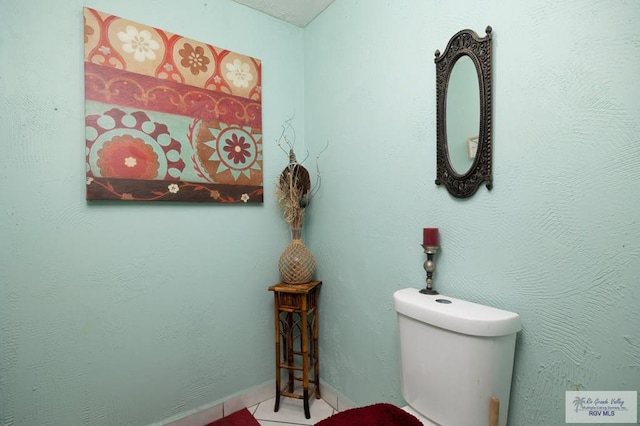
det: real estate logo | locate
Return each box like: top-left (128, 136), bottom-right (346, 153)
top-left (566, 391), bottom-right (637, 423)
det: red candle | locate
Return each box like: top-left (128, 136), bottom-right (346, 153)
top-left (423, 228), bottom-right (439, 246)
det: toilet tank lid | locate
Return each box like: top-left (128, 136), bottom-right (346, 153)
top-left (393, 288), bottom-right (521, 337)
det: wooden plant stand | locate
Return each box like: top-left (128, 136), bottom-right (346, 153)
top-left (268, 280), bottom-right (322, 419)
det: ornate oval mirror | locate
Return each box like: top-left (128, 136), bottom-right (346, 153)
top-left (447, 55), bottom-right (480, 175)
top-left (434, 26), bottom-right (493, 198)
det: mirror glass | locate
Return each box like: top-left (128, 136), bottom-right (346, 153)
top-left (434, 26), bottom-right (493, 199)
top-left (446, 55), bottom-right (480, 175)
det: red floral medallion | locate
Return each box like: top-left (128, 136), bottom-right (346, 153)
top-left (97, 135), bottom-right (160, 179)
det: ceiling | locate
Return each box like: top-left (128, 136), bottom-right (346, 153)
top-left (232, 0), bottom-right (335, 27)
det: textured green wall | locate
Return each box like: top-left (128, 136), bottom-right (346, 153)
top-left (2, 1), bottom-right (639, 425)
top-left (0, 1), bottom-right (305, 424)
top-left (303, 1), bottom-right (640, 425)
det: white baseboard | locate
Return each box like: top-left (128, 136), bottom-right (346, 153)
top-left (318, 379), bottom-right (357, 412)
top-left (152, 379), bottom-right (358, 426)
top-left (155, 380), bottom-right (275, 426)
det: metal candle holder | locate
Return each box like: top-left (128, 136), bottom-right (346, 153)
top-left (419, 245), bottom-right (439, 295)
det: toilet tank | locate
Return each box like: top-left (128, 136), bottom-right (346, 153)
top-left (393, 288), bottom-right (521, 426)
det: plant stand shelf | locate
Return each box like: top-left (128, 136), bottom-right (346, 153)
top-left (268, 280), bottom-right (322, 419)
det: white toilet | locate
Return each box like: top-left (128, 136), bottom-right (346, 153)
top-left (393, 288), bottom-right (521, 426)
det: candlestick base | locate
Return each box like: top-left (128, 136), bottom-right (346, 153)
top-left (421, 244), bottom-right (439, 295)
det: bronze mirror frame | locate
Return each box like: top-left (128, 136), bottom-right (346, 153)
top-left (434, 26), bottom-right (493, 198)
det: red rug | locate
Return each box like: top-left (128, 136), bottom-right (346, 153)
top-left (204, 408), bottom-right (260, 426)
top-left (315, 403), bottom-right (422, 426)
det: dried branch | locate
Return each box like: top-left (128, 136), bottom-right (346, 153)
top-left (275, 163), bottom-right (309, 230)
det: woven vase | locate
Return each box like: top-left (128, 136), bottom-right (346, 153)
top-left (278, 228), bottom-right (315, 284)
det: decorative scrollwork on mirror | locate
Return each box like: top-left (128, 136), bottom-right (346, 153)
top-left (434, 26), bottom-right (493, 198)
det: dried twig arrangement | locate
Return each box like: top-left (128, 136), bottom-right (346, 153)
top-left (275, 161), bottom-right (309, 230)
top-left (275, 114), bottom-right (327, 231)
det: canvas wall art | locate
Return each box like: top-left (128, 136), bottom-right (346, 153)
top-left (84, 7), bottom-right (263, 203)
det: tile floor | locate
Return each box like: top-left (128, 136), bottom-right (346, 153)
top-left (249, 396), bottom-right (336, 426)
